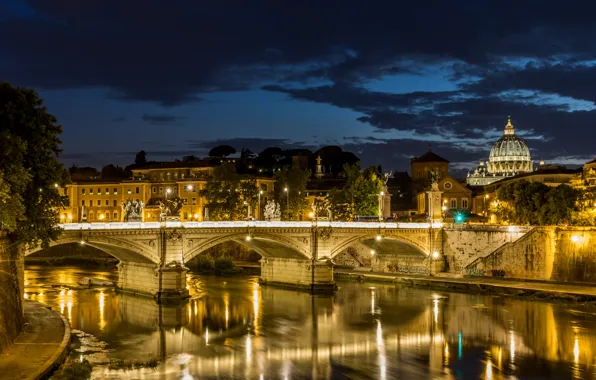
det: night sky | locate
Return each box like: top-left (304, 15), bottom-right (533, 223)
top-left (2, 1), bottom-right (596, 176)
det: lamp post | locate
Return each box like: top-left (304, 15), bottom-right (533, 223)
top-left (378, 191), bottom-right (385, 221)
top-left (284, 186), bottom-right (289, 220)
top-left (187, 185), bottom-right (194, 220)
top-left (258, 190), bottom-right (263, 220)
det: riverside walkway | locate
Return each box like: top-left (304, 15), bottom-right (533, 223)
top-left (335, 269), bottom-right (596, 300)
top-left (0, 300), bottom-right (70, 380)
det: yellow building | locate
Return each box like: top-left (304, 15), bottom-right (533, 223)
top-left (57, 162), bottom-right (275, 222)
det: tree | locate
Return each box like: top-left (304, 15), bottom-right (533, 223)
top-left (135, 150), bottom-right (147, 166)
top-left (333, 162), bottom-right (382, 218)
top-left (325, 188), bottom-right (351, 221)
top-left (209, 145), bottom-right (236, 158)
top-left (494, 181), bottom-right (580, 225)
top-left (274, 166), bottom-right (311, 220)
top-left (0, 82), bottom-right (69, 247)
top-left (201, 162), bottom-right (259, 220)
top-left (101, 164), bottom-right (128, 179)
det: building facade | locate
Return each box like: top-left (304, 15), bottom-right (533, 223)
top-left (467, 117), bottom-right (534, 186)
top-left (57, 163), bottom-right (275, 223)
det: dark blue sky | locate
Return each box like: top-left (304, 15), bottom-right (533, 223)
top-left (2, 1), bottom-right (596, 175)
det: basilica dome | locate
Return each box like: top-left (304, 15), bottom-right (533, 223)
top-left (487, 117), bottom-right (533, 175)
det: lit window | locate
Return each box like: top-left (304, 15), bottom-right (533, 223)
top-left (114, 188), bottom-right (118, 194)
top-left (105, 188), bottom-right (109, 195)
top-left (82, 188), bottom-right (86, 195)
top-left (81, 200), bottom-right (85, 206)
top-left (127, 189), bottom-right (132, 195)
top-left (192, 197), bottom-right (197, 205)
top-left (90, 189), bottom-right (94, 195)
top-left (113, 212), bottom-right (118, 220)
top-left (97, 188), bottom-right (101, 195)
top-left (153, 187), bottom-right (157, 194)
top-left (462, 198), bottom-right (469, 209)
top-left (89, 211), bottom-right (94, 220)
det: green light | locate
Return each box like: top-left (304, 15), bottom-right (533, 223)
top-left (455, 213), bottom-right (464, 223)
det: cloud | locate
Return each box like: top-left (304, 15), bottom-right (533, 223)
top-left (141, 114), bottom-right (186, 125)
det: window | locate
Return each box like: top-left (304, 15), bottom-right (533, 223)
top-left (160, 173), bottom-right (164, 180)
top-left (90, 188), bottom-right (94, 195)
top-left (183, 198), bottom-right (188, 204)
top-left (98, 188), bottom-right (101, 195)
top-left (106, 188), bottom-right (109, 195)
top-left (90, 200), bottom-right (93, 207)
top-left (181, 173), bottom-right (185, 179)
top-left (89, 211), bottom-right (94, 220)
top-left (127, 189), bottom-right (132, 195)
top-left (81, 200), bottom-right (85, 206)
top-left (461, 198), bottom-right (469, 209)
top-left (183, 212), bottom-right (188, 219)
top-left (113, 200), bottom-right (117, 207)
top-left (135, 187), bottom-right (139, 194)
top-left (63, 188), bottom-right (68, 196)
top-left (105, 200), bottom-right (109, 206)
top-left (450, 198), bottom-right (457, 209)
top-left (174, 172), bottom-right (178, 179)
top-left (159, 187), bottom-right (163, 194)
top-left (114, 188), bottom-right (118, 195)
top-left (192, 197), bottom-right (197, 205)
top-left (113, 212), bottom-right (118, 220)
top-left (416, 170), bottom-right (421, 180)
top-left (153, 187), bottom-right (157, 194)
top-left (82, 188), bottom-right (86, 195)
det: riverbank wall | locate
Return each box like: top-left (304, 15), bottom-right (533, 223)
top-left (465, 227), bottom-right (596, 283)
top-left (0, 233), bottom-right (24, 352)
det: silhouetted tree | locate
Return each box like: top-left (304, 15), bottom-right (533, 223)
top-left (135, 150), bottom-right (147, 166)
top-left (0, 82), bottom-right (69, 247)
top-left (209, 145), bottom-right (236, 158)
top-left (101, 164), bottom-right (129, 179)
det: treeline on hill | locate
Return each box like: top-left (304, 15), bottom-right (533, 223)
top-left (70, 145), bottom-right (362, 180)
top-left (493, 181), bottom-right (596, 226)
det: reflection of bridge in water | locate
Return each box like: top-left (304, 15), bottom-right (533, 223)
top-left (95, 280), bottom-right (594, 378)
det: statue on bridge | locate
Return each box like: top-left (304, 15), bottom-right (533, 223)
top-left (264, 200), bottom-right (281, 221)
top-left (121, 199), bottom-right (144, 222)
top-left (158, 197), bottom-right (184, 221)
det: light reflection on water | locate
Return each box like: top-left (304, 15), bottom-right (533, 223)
top-left (24, 265), bottom-right (596, 379)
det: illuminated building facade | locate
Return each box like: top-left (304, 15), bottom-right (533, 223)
top-left (57, 162), bottom-right (275, 222)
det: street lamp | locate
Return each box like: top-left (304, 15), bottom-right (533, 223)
top-left (379, 191), bottom-right (385, 221)
top-left (284, 186), bottom-right (289, 220)
top-left (258, 190), bottom-right (263, 220)
top-left (166, 187), bottom-right (172, 200)
top-left (187, 185), bottom-right (194, 220)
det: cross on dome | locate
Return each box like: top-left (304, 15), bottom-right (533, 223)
top-left (504, 116), bottom-right (515, 135)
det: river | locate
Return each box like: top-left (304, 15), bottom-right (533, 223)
top-left (24, 265), bottom-right (596, 379)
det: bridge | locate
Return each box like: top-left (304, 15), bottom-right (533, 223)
top-left (26, 221), bottom-right (445, 300)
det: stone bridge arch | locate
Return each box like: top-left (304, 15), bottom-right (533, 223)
top-left (25, 231), bottom-right (160, 264)
top-left (182, 230), bottom-right (311, 263)
top-left (329, 229), bottom-right (432, 258)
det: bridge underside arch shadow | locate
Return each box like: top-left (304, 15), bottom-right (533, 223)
top-left (330, 235), bottom-right (428, 259)
top-left (25, 235), bottom-right (159, 265)
top-left (183, 233), bottom-right (310, 264)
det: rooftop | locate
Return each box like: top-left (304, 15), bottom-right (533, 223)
top-left (411, 146), bottom-right (449, 163)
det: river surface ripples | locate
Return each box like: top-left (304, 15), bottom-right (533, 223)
top-left (24, 265), bottom-right (596, 379)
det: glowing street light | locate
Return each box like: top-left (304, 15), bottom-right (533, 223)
top-left (284, 186), bottom-right (289, 220)
top-left (376, 235), bottom-right (382, 241)
top-left (432, 251), bottom-right (440, 259)
top-left (370, 250), bottom-right (375, 255)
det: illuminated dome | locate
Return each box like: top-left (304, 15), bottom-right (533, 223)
top-left (487, 117), bottom-right (533, 175)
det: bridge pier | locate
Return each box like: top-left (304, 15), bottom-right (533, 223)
top-left (117, 261), bottom-right (189, 303)
top-left (259, 257), bottom-right (336, 293)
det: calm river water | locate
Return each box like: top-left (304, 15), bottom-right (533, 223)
top-left (24, 265), bottom-right (596, 379)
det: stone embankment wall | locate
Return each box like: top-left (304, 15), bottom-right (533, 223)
top-left (0, 233), bottom-right (24, 352)
top-left (465, 227), bottom-right (596, 282)
top-left (442, 225), bottom-right (532, 273)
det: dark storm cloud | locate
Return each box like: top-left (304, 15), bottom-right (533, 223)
top-left (141, 114), bottom-right (186, 125)
top-left (3, 1), bottom-right (596, 105)
top-left (4, 1), bottom-right (596, 170)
